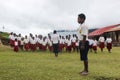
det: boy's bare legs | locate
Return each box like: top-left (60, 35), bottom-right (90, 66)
top-left (79, 61), bottom-right (88, 75)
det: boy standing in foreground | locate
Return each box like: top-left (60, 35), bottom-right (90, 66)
top-left (78, 13), bottom-right (89, 75)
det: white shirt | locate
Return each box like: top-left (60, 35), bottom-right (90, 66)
top-left (71, 37), bottom-right (76, 42)
top-left (21, 40), bottom-right (24, 45)
top-left (24, 38), bottom-right (29, 44)
top-left (75, 41), bottom-right (79, 46)
top-left (78, 23), bottom-right (88, 40)
top-left (9, 35), bottom-right (14, 40)
top-left (93, 40), bottom-right (97, 46)
top-left (67, 39), bottom-right (71, 46)
top-left (99, 37), bottom-right (105, 42)
top-left (17, 36), bottom-right (22, 41)
top-left (106, 38), bottom-right (112, 43)
top-left (38, 38), bottom-right (43, 44)
top-left (51, 34), bottom-right (59, 44)
top-left (88, 39), bottom-right (94, 45)
top-left (29, 37), bottom-right (33, 44)
top-left (59, 38), bottom-right (64, 44)
top-left (42, 40), bottom-right (47, 46)
top-left (15, 41), bottom-right (18, 46)
top-left (31, 39), bottom-right (36, 44)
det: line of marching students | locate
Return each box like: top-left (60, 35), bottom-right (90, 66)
top-left (88, 35), bottom-right (112, 53)
top-left (9, 32), bottom-right (112, 53)
top-left (8, 32), bottom-right (80, 53)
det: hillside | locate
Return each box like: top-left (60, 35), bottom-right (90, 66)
top-left (0, 31), bottom-right (9, 45)
top-left (0, 31), bottom-right (9, 39)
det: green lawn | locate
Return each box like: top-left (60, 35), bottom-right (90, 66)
top-left (0, 46), bottom-right (120, 80)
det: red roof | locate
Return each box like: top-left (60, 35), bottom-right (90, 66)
top-left (89, 24), bottom-right (120, 36)
top-left (105, 26), bottom-right (120, 32)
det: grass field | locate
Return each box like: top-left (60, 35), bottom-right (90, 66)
top-left (0, 45), bottom-right (120, 80)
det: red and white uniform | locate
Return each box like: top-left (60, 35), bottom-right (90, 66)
top-left (9, 34), bottom-right (14, 47)
top-left (24, 38), bottom-right (29, 51)
top-left (99, 36), bottom-right (105, 49)
top-left (88, 39), bottom-right (94, 49)
top-left (30, 38), bottom-right (36, 51)
top-left (92, 40), bottom-right (97, 51)
top-left (14, 41), bottom-right (19, 52)
top-left (106, 38), bottom-right (112, 50)
top-left (66, 39), bottom-right (72, 52)
top-left (47, 38), bottom-right (53, 52)
top-left (42, 39), bottom-right (47, 51)
top-left (37, 38), bottom-right (43, 50)
top-left (59, 38), bottom-right (64, 52)
top-left (71, 37), bottom-right (76, 51)
top-left (17, 36), bottom-right (22, 46)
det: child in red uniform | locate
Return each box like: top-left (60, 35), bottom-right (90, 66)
top-left (106, 36), bottom-right (112, 53)
top-left (24, 35), bottom-right (30, 51)
top-left (14, 38), bottom-right (19, 52)
top-left (99, 35), bottom-right (105, 52)
top-left (92, 38), bottom-right (97, 53)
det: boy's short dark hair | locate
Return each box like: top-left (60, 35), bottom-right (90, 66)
top-left (78, 13), bottom-right (86, 20)
top-left (53, 30), bottom-right (57, 34)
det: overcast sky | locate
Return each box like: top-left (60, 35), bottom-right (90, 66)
top-left (0, 0), bottom-right (120, 36)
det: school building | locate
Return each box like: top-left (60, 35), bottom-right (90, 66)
top-left (89, 24), bottom-right (120, 46)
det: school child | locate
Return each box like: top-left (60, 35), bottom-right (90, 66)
top-left (24, 35), bottom-right (29, 51)
top-left (14, 38), bottom-right (19, 52)
top-left (71, 34), bottom-right (77, 52)
top-left (9, 32), bottom-right (14, 47)
top-left (29, 33), bottom-right (33, 50)
top-left (98, 35), bottom-right (105, 52)
top-left (59, 35), bottom-right (64, 52)
top-left (106, 36), bottom-right (112, 53)
top-left (61, 36), bottom-right (65, 51)
top-left (42, 37), bottom-right (47, 51)
top-left (30, 37), bottom-right (36, 51)
top-left (92, 38), bottom-right (98, 53)
top-left (78, 13), bottom-right (89, 75)
top-left (47, 35), bottom-right (53, 52)
top-left (75, 39), bottom-right (79, 53)
top-left (20, 37), bottom-right (24, 50)
top-left (51, 30), bottom-right (59, 57)
top-left (17, 34), bottom-right (22, 48)
top-left (35, 35), bottom-right (39, 48)
top-left (66, 37), bottom-right (72, 53)
top-left (38, 35), bottom-right (43, 51)
top-left (65, 35), bottom-right (69, 52)
top-left (88, 37), bottom-right (94, 52)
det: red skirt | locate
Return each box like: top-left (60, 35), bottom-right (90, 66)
top-left (10, 40), bottom-right (14, 47)
top-left (93, 46), bottom-right (97, 51)
top-left (38, 43), bottom-right (43, 50)
top-left (31, 44), bottom-right (36, 51)
top-left (14, 46), bottom-right (19, 52)
top-left (24, 43), bottom-right (29, 51)
top-left (72, 42), bottom-right (76, 48)
top-left (67, 45), bottom-right (72, 52)
top-left (99, 42), bottom-right (105, 49)
top-left (89, 45), bottom-right (93, 49)
top-left (59, 44), bottom-right (63, 51)
top-left (107, 43), bottom-right (112, 50)
top-left (42, 45), bottom-right (47, 51)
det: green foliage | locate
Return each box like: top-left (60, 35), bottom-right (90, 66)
top-left (0, 47), bottom-right (120, 80)
top-left (0, 32), bottom-right (9, 39)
